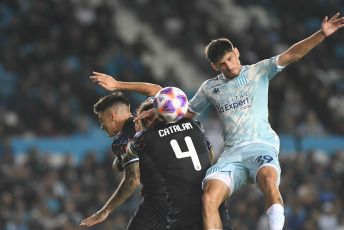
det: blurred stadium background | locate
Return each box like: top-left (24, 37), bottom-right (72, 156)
top-left (1, 0), bottom-right (344, 229)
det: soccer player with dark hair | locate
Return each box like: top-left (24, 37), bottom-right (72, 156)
top-left (80, 74), bottom-right (169, 230)
top-left (128, 100), bottom-right (232, 230)
top-left (136, 13), bottom-right (344, 230)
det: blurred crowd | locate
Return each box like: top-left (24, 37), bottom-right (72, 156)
top-left (1, 0), bottom-right (344, 229)
top-left (0, 0), bottom-right (157, 139)
top-left (1, 145), bottom-right (344, 230)
top-left (0, 0), bottom-right (343, 140)
top-left (0, 147), bottom-right (140, 230)
top-left (124, 0), bottom-right (344, 135)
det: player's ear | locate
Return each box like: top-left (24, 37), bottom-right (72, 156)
top-left (111, 112), bottom-right (116, 121)
top-left (211, 63), bottom-right (219, 71)
top-left (234, 47), bottom-right (240, 58)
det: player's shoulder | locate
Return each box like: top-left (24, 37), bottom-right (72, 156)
top-left (249, 56), bottom-right (278, 69)
top-left (113, 119), bottom-right (135, 144)
top-left (176, 118), bottom-right (203, 130)
top-left (200, 74), bottom-right (227, 91)
top-left (120, 117), bottom-right (136, 136)
top-left (208, 73), bottom-right (225, 83)
top-left (178, 117), bottom-right (199, 124)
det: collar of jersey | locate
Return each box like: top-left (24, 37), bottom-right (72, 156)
top-left (220, 65), bottom-right (248, 81)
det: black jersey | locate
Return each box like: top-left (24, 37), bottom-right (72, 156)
top-left (112, 116), bottom-right (166, 199)
top-left (111, 117), bottom-right (138, 170)
top-left (130, 118), bottom-right (212, 229)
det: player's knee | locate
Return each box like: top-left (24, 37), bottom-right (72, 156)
top-left (257, 167), bottom-right (278, 187)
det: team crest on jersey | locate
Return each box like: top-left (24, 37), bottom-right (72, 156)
top-left (236, 74), bottom-right (248, 86)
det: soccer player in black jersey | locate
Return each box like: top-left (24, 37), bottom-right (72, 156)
top-left (80, 73), bottom-right (169, 230)
top-left (129, 101), bottom-right (232, 230)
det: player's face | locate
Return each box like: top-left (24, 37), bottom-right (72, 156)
top-left (99, 110), bottom-right (120, 137)
top-left (212, 48), bottom-right (242, 79)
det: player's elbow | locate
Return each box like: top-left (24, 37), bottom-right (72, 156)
top-left (112, 159), bottom-right (123, 172)
top-left (279, 51), bottom-right (303, 66)
top-left (126, 175), bottom-right (141, 187)
top-left (133, 177), bottom-right (141, 186)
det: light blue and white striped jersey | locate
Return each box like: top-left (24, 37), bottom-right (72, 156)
top-left (188, 55), bottom-right (284, 150)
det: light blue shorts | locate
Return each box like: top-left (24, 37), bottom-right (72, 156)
top-left (202, 142), bottom-right (281, 197)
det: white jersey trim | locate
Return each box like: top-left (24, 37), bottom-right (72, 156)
top-left (276, 55), bottom-right (286, 70)
top-left (202, 173), bottom-right (234, 197)
top-left (122, 158), bottom-right (139, 168)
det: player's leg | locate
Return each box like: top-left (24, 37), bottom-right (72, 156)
top-left (257, 166), bottom-right (284, 230)
top-left (246, 143), bottom-right (284, 230)
top-left (202, 147), bottom-right (246, 230)
top-left (202, 179), bottom-right (230, 230)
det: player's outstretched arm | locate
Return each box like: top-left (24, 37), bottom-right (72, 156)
top-left (134, 108), bottom-right (196, 121)
top-left (90, 71), bottom-right (162, 96)
top-left (278, 13), bottom-right (344, 67)
top-left (80, 162), bottom-right (140, 227)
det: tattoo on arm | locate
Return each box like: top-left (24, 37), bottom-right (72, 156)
top-left (103, 162), bottom-right (140, 213)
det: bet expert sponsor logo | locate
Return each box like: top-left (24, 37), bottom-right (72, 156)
top-left (216, 95), bottom-right (251, 113)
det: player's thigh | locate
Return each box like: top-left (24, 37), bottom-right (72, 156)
top-left (127, 198), bottom-right (168, 230)
top-left (243, 143), bottom-right (281, 188)
top-left (203, 160), bottom-right (247, 197)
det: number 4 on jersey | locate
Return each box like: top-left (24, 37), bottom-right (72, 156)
top-left (170, 136), bottom-right (202, 171)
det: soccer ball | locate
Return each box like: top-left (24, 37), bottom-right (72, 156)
top-left (153, 87), bottom-right (188, 122)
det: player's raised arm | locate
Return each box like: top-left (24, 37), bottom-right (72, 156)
top-left (278, 13), bottom-right (344, 67)
top-left (90, 71), bottom-right (162, 96)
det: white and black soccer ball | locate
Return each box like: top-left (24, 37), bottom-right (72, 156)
top-left (153, 87), bottom-right (188, 122)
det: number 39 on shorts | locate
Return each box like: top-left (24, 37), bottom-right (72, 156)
top-left (255, 155), bottom-right (273, 167)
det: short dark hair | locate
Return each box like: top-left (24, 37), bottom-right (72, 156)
top-left (94, 92), bottom-right (130, 114)
top-left (205, 38), bottom-right (234, 63)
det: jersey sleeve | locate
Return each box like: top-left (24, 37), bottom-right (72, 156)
top-left (128, 131), bottom-right (146, 156)
top-left (188, 81), bottom-right (212, 115)
top-left (112, 135), bottom-right (138, 169)
top-left (256, 55), bottom-right (285, 81)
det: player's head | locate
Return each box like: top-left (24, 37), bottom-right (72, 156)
top-left (94, 92), bottom-right (131, 137)
top-left (137, 101), bottom-right (162, 130)
top-left (205, 38), bottom-right (241, 79)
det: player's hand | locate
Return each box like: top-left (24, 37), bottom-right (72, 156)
top-left (90, 71), bottom-right (119, 91)
top-left (321, 13), bottom-right (344, 37)
top-left (80, 209), bottom-right (109, 227)
top-left (134, 108), bottom-right (156, 121)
